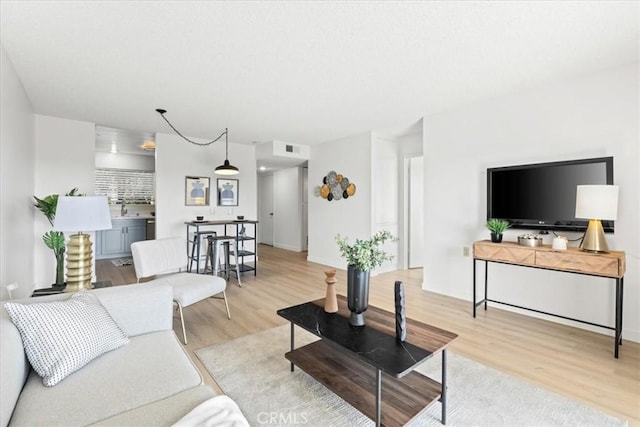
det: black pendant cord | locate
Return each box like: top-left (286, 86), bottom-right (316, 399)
top-left (224, 131), bottom-right (229, 160)
top-left (155, 109), bottom-right (227, 147)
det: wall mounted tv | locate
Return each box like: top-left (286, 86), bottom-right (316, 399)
top-left (487, 157), bottom-right (614, 233)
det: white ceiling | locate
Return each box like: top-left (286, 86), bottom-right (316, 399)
top-left (95, 125), bottom-right (155, 157)
top-left (1, 1), bottom-right (638, 150)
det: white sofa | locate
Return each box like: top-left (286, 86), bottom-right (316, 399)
top-left (1, 284), bottom-right (224, 426)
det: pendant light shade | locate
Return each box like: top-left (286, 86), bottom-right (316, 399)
top-left (215, 159), bottom-right (239, 175)
top-left (215, 129), bottom-right (239, 175)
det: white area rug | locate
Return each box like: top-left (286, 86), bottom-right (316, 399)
top-left (110, 257), bottom-right (133, 267)
top-left (196, 325), bottom-right (625, 426)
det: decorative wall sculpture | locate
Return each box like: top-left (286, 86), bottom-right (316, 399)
top-left (314, 171), bottom-right (356, 202)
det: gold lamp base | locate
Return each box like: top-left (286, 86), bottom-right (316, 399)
top-left (580, 219), bottom-right (609, 253)
top-left (65, 232), bottom-right (95, 292)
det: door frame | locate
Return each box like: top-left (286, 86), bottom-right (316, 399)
top-left (257, 173), bottom-right (275, 246)
top-left (402, 153), bottom-right (424, 269)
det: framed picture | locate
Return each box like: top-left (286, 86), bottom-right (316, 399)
top-left (217, 178), bottom-right (239, 206)
top-left (185, 176), bottom-right (210, 206)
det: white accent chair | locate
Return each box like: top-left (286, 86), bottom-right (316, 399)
top-left (131, 237), bottom-right (230, 344)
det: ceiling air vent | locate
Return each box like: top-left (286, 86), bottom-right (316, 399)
top-left (285, 144), bottom-right (300, 153)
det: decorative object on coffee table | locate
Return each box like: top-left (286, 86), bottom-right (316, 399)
top-left (346, 266), bottom-right (369, 326)
top-left (486, 218), bottom-right (510, 243)
top-left (394, 281), bottom-right (407, 342)
top-left (335, 230), bottom-right (396, 326)
top-left (324, 270), bottom-right (338, 313)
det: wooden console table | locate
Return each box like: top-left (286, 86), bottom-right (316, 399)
top-left (472, 240), bottom-right (626, 358)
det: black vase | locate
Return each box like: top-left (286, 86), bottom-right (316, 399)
top-left (347, 264), bottom-right (370, 326)
top-left (395, 281), bottom-right (407, 342)
top-left (490, 233), bottom-right (503, 243)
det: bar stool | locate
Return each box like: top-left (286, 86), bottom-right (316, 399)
top-left (204, 235), bottom-right (242, 287)
top-left (188, 231), bottom-right (217, 273)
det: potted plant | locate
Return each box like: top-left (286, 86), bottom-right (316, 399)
top-left (33, 188), bottom-right (80, 288)
top-left (335, 230), bottom-right (396, 326)
top-left (486, 218), bottom-right (510, 243)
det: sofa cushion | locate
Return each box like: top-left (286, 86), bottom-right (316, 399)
top-left (4, 290), bottom-right (129, 387)
top-left (9, 330), bottom-right (204, 426)
top-left (91, 385), bottom-right (217, 426)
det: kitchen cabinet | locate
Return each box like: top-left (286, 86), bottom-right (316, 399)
top-left (95, 219), bottom-right (146, 259)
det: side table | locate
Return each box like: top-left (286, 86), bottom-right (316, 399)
top-left (31, 280), bottom-right (113, 297)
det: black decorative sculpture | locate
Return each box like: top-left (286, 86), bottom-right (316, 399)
top-left (395, 281), bottom-right (407, 342)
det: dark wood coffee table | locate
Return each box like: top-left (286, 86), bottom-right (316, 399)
top-left (277, 295), bottom-right (458, 426)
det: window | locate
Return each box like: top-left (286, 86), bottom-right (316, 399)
top-left (95, 168), bottom-right (155, 205)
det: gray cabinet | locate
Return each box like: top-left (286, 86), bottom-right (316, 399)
top-left (96, 219), bottom-right (146, 259)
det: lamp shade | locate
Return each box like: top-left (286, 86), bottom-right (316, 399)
top-left (53, 196), bottom-right (112, 232)
top-left (575, 185), bottom-right (619, 220)
top-left (215, 160), bottom-right (239, 175)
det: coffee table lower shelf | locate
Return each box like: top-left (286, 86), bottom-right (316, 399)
top-left (285, 339), bottom-right (442, 427)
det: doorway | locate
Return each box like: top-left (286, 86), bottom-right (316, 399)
top-left (258, 173), bottom-right (274, 245)
top-left (405, 155), bottom-right (424, 268)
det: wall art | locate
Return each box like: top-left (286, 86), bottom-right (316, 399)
top-left (185, 176), bottom-right (210, 206)
top-left (217, 178), bottom-right (239, 206)
top-left (314, 170), bottom-right (356, 202)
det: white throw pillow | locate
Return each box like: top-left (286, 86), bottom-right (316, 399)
top-left (4, 290), bottom-right (129, 386)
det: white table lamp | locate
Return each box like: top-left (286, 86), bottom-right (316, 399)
top-left (575, 185), bottom-right (618, 253)
top-left (53, 196), bottom-right (112, 291)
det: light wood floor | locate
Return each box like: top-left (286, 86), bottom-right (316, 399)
top-left (96, 244), bottom-right (640, 425)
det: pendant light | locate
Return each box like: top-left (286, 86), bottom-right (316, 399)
top-left (155, 109), bottom-right (239, 175)
top-left (214, 130), bottom-right (239, 175)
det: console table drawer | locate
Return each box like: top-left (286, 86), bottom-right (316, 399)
top-left (473, 243), bottom-right (534, 265)
top-left (535, 251), bottom-right (620, 277)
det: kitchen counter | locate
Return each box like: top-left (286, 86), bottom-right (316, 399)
top-left (111, 215), bottom-right (155, 220)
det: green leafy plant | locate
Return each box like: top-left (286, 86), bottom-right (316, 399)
top-left (335, 230), bottom-right (397, 272)
top-left (33, 188), bottom-right (80, 286)
top-left (486, 218), bottom-right (510, 235)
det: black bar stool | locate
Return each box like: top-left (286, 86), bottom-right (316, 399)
top-left (188, 231), bottom-right (217, 273)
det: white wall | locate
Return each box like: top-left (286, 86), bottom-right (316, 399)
top-left (0, 45), bottom-right (35, 299)
top-left (307, 132), bottom-right (373, 269)
top-left (399, 130), bottom-right (423, 156)
top-left (371, 135), bottom-right (399, 273)
top-left (155, 132), bottom-right (257, 239)
top-left (273, 167), bottom-right (304, 251)
top-left (423, 63), bottom-right (640, 342)
top-left (33, 115), bottom-right (96, 289)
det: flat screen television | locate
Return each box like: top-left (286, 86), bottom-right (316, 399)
top-left (487, 157), bottom-right (614, 233)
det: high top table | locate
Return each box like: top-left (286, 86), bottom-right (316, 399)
top-left (184, 220), bottom-right (258, 275)
top-left (277, 296), bottom-right (458, 426)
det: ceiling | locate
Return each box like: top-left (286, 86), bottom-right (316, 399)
top-left (95, 125), bottom-right (156, 157)
top-left (1, 1), bottom-right (638, 152)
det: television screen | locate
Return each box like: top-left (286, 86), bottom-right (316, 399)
top-left (487, 157), bottom-right (614, 232)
